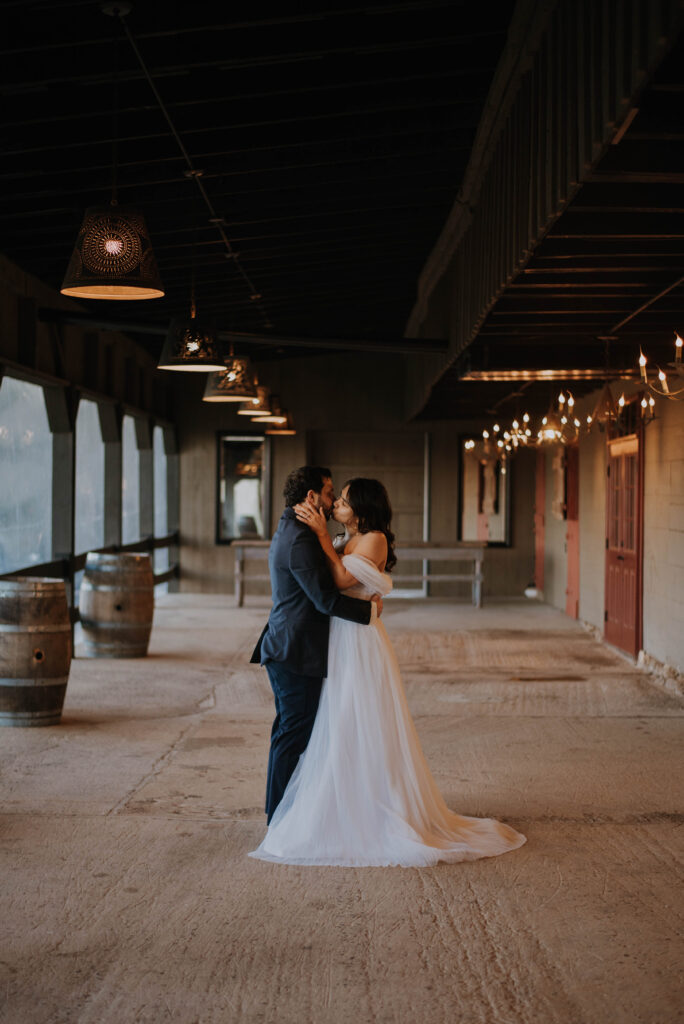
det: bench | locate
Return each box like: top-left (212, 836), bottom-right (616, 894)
top-left (231, 540), bottom-right (484, 608)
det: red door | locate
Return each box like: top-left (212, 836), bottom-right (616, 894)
top-left (534, 451), bottom-right (545, 592)
top-left (604, 436), bottom-right (642, 656)
top-left (565, 445), bottom-right (580, 618)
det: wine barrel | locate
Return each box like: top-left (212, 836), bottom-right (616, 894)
top-left (79, 552), bottom-right (154, 658)
top-left (0, 577), bottom-right (72, 727)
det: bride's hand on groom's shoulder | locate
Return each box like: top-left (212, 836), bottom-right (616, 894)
top-left (294, 502), bottom-right (328, 537)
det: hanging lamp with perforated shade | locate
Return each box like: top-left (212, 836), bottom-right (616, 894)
top-left (61, 204), bottom-right (164, 301)
top-left (157, 315), bottom-right (224, 372)
top-left (252, 396), bottom-right (288, 424)
top-left (236, 383), bottom-right (271, 416)
top-left (202, 353), bottom-right (257, 402)
top-left (266, 411), bottom-right (296, 435)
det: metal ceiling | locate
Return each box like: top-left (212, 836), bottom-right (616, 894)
top-left (0, 0), bottom-right (516, 361)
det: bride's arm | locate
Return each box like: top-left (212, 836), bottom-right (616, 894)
top-left (294, 505), bottom-right (388, 590)
top-left (293, 504), bottom-right (357, 589)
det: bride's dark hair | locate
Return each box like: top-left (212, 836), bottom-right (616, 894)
top-left (344, 478), bottom-right (397, 572)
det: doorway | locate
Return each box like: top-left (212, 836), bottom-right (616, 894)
top-left (604, 432), bottom-right (643, 657)
top-left (565, 445), bottom-right (579, 619)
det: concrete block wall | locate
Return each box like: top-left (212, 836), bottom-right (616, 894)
top-left (542, 446), bottom-right (568, 611)
top-left (642, 399), bottom-right (684, 671)
top-left (176, 353), bottom-right (535, 599)
top-left (577, 429), bottom-right (607, 631)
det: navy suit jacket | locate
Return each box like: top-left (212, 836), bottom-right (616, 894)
top-left (250, 507), bottom-right (371, 677)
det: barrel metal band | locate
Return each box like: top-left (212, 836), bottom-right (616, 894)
top-left (0, 623), bottom-right (71, 634)
top-left (0, 676), bottom-right (69, 687)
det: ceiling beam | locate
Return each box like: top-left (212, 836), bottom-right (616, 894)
top-left (37, 310), bottom-right (448, 355)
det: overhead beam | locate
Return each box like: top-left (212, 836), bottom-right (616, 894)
top-left (37, 310), bottom-right (448, 356)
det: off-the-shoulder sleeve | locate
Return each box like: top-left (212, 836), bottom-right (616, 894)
top-left (341, 553), bottom-right (393, 595)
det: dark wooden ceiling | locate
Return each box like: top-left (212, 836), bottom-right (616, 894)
top-left (1, 0), bottom-right (516, 360)
top-left (418, 29), bottom-right (684, 420)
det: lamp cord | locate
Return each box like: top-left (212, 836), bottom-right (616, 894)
top-left (111, 20), bottom-right (119, 206)
top-left (115, 11), bottom-right (269, 327)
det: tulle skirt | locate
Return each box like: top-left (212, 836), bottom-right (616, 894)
top-left (249, 616), bottom-right (526, 867)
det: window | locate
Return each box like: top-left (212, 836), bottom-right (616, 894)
top-left (122, 414), bottom-right (140, 544)
top-left (217, 434), bottom-right (270, 542)
top-left (75, 398), bottom-right (105, 555)
top-left (153, 425), bottom-right (169, 583)
top-left (0, 375), bottom-right (53, 573)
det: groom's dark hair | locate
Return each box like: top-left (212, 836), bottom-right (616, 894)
top-left (284, 465), bottom-right (332, 507)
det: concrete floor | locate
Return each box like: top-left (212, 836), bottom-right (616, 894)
top-left (2, 596), bottom-right (683, 1024)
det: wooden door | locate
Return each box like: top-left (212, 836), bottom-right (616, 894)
top-left (565, 445), bottom-right (580, 618)
top-left (534, 450), bottom-right (545, 592)
top-left (604, 435), bottom-right (642, 656)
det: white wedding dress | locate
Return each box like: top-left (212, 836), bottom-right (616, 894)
top-left (249, 553), bottom-right (526, 867)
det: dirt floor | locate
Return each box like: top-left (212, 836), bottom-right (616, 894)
top-left (1, 596), bottom-right (683, 1024)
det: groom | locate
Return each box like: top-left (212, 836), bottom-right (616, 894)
top-left (251, 465), bottom-right (382, 822)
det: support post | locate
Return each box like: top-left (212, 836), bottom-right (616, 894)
top-left (163, 426), bottom-right (180, 591)
top-left (135, 416), bottom-right (154, 550)
top-left (98, 403), bottom-right (122, 548)
top-left (43, 385), bottom-right (77, 615)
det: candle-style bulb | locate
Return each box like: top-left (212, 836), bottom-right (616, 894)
top-left (639, 349), bottom-right (648, 382)
top-left (558, 392), bottom-right (565, 405)
top-left (675, 334), bottom-right (683, 363)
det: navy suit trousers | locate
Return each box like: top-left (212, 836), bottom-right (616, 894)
top-left (265, 661), bottom-right (323, 823)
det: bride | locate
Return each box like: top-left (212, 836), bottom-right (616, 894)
top-left (249, 477), bottom-right (526, 867)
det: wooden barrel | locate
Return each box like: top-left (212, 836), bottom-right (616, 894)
top-left (79, 553), bottom-right (154, 658)
top-left (0, 577), bottom-right (72, 727)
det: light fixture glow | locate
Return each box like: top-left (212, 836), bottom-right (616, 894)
top-left (61, 205), bottom-right (164, 300)
top-left (157, 318), bottom-right (224, 372)
top-left (202, 354), bottom-right (257, 401)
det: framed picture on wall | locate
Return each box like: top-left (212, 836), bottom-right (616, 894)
top-left (216, 432), bottom-right (271, 543)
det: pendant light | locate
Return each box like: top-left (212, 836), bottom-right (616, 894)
top-left (157, 315), bottom-right (224, 372)
top-left (61, 6), bottom-right (163, 301)
top-left (202, 349), bottom-right (257, 402)
top-left (266, 412), bottom-right (296, 436)
top-left (157, 186), bottom-right (224, 371)
top-left (252, 396), bottom-right (288, 425)
top-left (236, 382), bottom-right (272, 416)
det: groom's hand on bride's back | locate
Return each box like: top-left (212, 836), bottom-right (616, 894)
top-left (371, 595), bottom-right (383, 618)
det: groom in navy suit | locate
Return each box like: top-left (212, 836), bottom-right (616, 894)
top-left (251, 465), bottom-right (381, 822)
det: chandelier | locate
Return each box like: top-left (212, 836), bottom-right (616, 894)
top-left (638, 334), bottom-right (684, 400)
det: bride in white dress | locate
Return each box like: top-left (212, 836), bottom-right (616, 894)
top-left (249, 478), bottom-right (526, 867)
